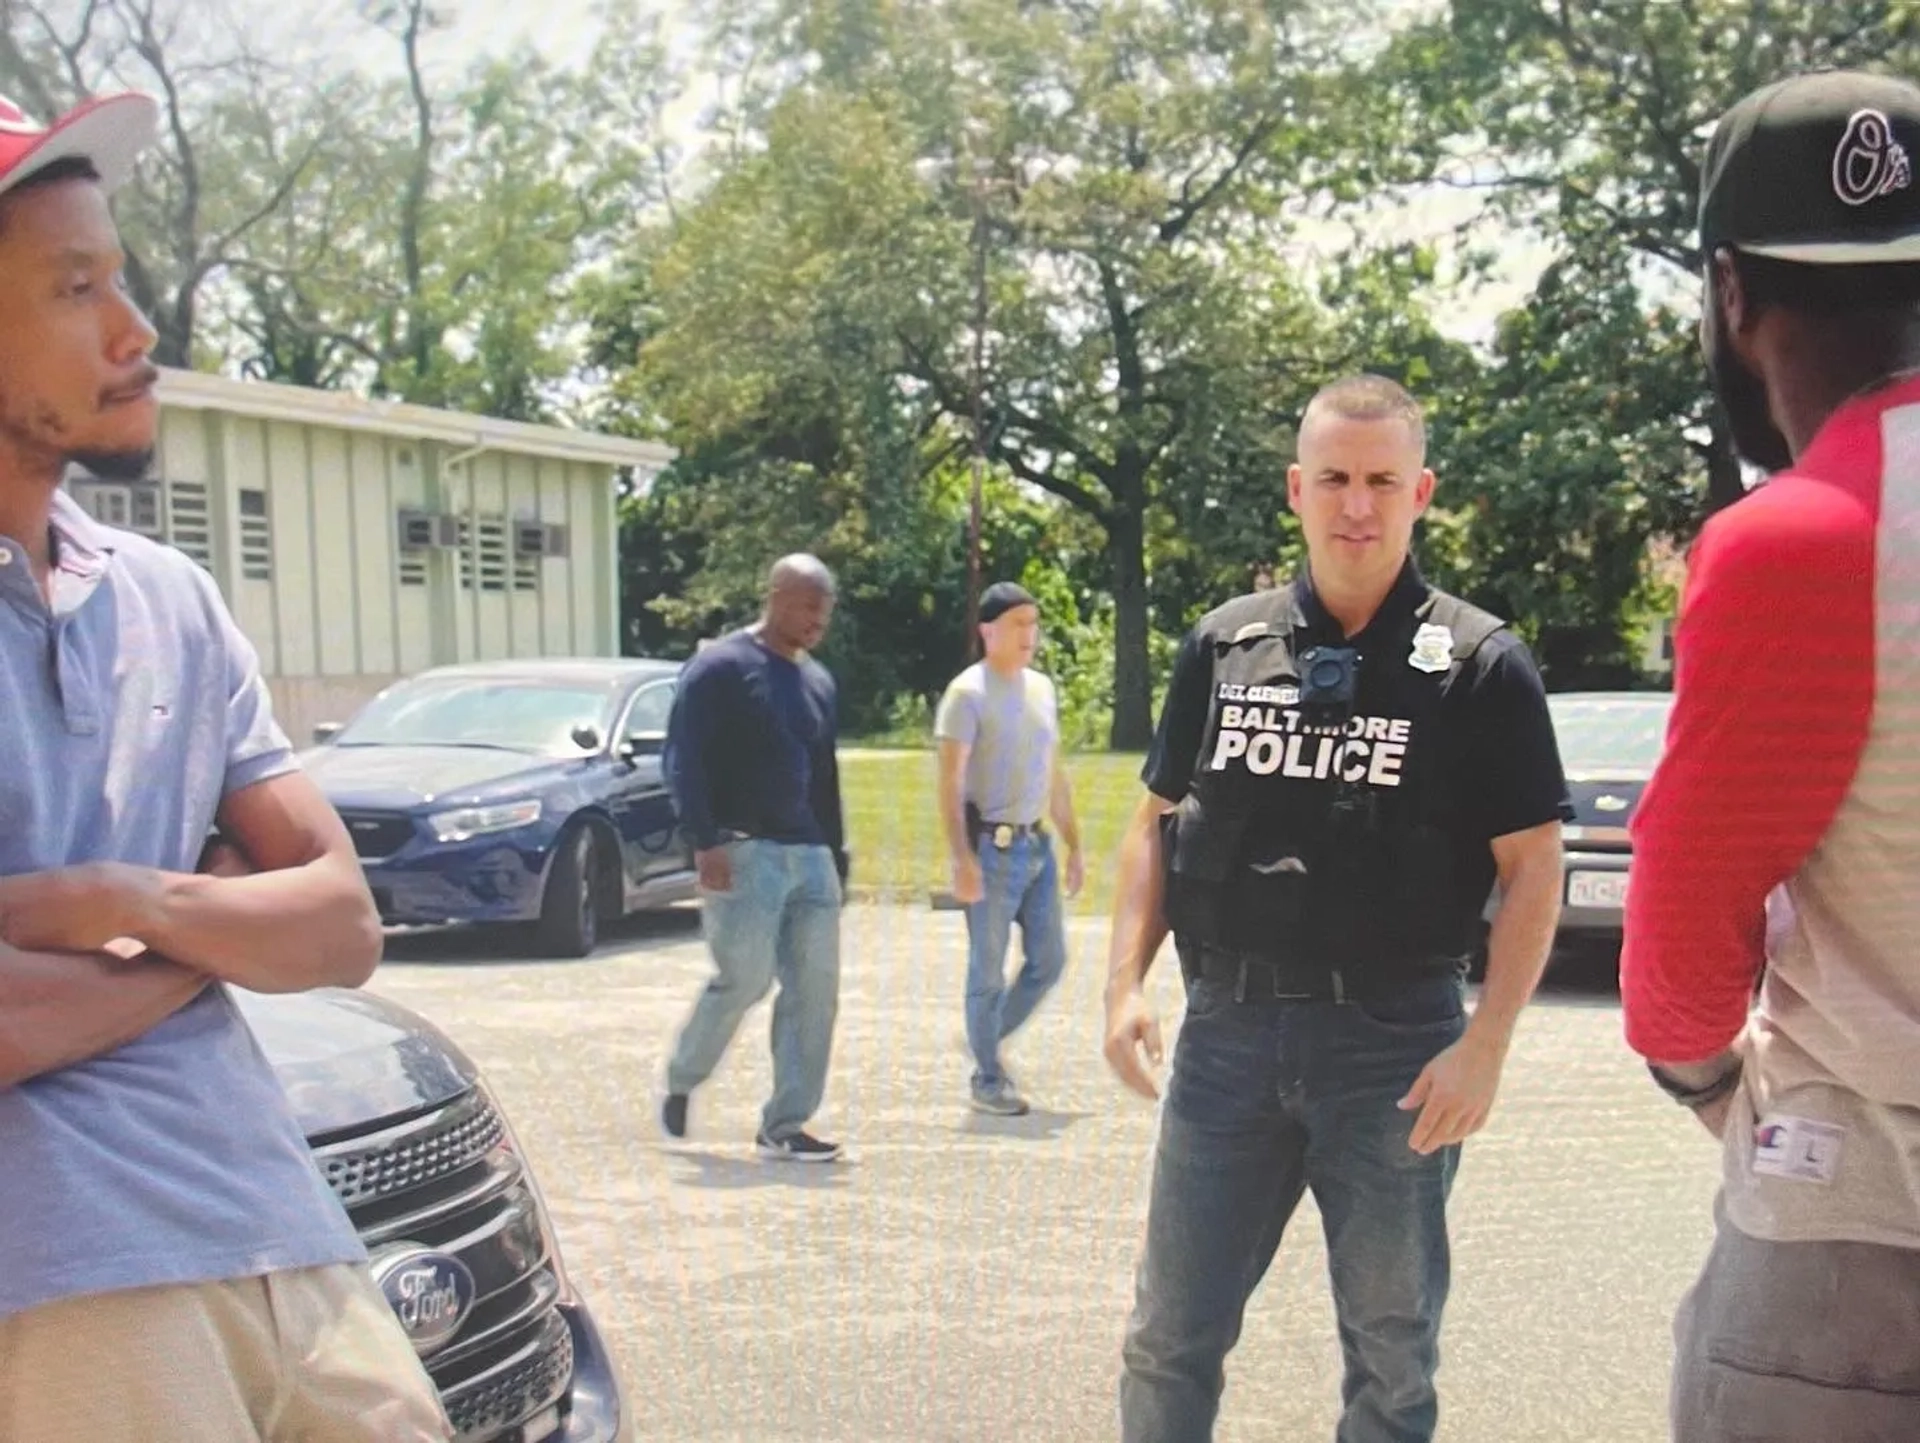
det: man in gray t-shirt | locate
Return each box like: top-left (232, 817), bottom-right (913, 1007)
top-left (935, 582), bottom-right (1083, 1115)
top-left (0, 93), bottom-right (447, 1441)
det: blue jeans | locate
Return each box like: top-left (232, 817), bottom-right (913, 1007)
top-left (964, 832), bottom-right (1069, 1090)
top-left (666, 838), bottom-right (842, 1141)
top-left (1119, 969), bottom-right (1467, 1443)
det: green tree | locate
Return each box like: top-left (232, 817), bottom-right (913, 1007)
top-left (1391, 0), bottom-right (1920, 515)
top-left (0, 0), bottom-right (331, 368)
top-left (1431, 247), bottom-right (1701, 684)
top-left (622, 0), bottom-right (1448, 748)
top-left (222, 13), bottom-right (637, 421)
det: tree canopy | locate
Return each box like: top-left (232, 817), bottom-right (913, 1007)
top-left (11, 0), bottom-right (1915, 740)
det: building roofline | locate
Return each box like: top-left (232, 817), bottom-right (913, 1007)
top-left (156, 367), bottom-right (676, 472)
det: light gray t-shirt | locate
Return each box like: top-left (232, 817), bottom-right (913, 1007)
top-left (934, 662), bottom-right (1060, 826)
top-left (0, 491), bottom-right (364, 1320)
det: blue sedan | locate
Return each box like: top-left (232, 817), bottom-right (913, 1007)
top-left (302, 658), bottom-right (697, 957)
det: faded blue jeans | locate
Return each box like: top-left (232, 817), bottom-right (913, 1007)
top-left (666, 837), bottom-right (842, 1141)
top-left (1119, 968), bottom-right (1467, 1443)
top-left (964, 831), bottom-right (1069, 1090)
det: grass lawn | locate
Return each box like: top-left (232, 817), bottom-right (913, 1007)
top-left (838, 747), bottom-right (1148, 918)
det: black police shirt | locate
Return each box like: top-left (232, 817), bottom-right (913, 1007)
top-left (1142, 563), bottom-right (1572, 955)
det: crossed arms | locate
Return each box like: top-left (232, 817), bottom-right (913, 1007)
top-left (0, 770), bottom-right (382, 1090)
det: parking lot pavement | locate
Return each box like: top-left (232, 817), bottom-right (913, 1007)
top-left (373, 904), bottom-right (1722, 1443)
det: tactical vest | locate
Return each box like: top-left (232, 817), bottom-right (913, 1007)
top-left (1160, 584), bottom-right (1507, 973)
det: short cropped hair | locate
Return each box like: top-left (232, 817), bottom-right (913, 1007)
top-left (0, 157), bottom-right (102, 238)
top-left (1302, 373), bottom-right (1426, 454)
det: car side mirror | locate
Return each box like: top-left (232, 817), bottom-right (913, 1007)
top-left (312, 722), bottom-right (344, 745)
top-left (620, 732), bottom-right (665, 763)
top-left (571, 723), bottom-right (604, 752)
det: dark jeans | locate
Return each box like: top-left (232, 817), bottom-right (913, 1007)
top-left (1118, 969), bottom-right (1467, 1443)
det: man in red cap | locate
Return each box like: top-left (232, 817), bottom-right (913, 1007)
top-left (1624, 68), bottom-right (1920, 1441)
top-left (0, 93), bottom-right (450, 1440)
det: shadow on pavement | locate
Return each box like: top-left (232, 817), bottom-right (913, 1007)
top-left (379, 904), bottom-right (704, 965)
top-left (665, 1147), bottom-right (857, 1192)
top-left (957, 1107), bottom-right (1091, 1142)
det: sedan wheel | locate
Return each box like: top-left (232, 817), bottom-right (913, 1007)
top-left (535, 826), bottom-right (601, 958)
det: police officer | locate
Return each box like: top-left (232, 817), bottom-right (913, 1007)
top-left (1103, 373), bottom-right (1570, 1443)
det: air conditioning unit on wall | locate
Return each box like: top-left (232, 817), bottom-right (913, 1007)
top-left (512, 521), bottom-right (570, 559)
top-left (396, 508), bottom-right (461, 551)
top-left (69, 476), bottom-right (163, 534)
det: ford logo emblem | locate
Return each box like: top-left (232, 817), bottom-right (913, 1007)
top-left (370, 1245), bottom-right (477, 1356)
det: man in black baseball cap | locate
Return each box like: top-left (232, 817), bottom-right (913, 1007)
top-left (1695, 68), bottom-right (1920, 472)
top-left (934, 578), bottom-right (1083, 1115)
top-left (1622, 67), bottom-right (1920, 1443)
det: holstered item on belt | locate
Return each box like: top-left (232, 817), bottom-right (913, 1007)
top-left (965, 801), bottom-right (1043, 850)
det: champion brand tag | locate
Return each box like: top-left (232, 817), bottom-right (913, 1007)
top-left (1751, 1115), bottom-right (1845, 1185)
top-left (1407, 623), bottom-right (1453, 674)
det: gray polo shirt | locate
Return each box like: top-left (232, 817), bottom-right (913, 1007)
top-left (934, 662), bottom-right (1060, 826)
top-left (0, 491), bottom-right (363, 1320)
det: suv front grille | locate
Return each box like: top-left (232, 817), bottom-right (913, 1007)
top-left (311, 1089), bottom-right (575, 1443)
top-left (340, 810), bottom-right (416, 860)
top-left (314, 1091), bottom-right (505, 1209)
top-left (440, 1309), bottom-right (574, 1441)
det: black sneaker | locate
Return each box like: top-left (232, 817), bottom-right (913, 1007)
top-left (661, 1092), bottom-right (689, 1140)
top-left (755, 1130), bottom-right (843, 1163)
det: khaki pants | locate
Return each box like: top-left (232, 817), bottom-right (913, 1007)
top-left (0, 1264), bottom-right (453, 1442)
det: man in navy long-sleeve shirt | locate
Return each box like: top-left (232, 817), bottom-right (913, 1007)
top-left (660, 554), bottom-right (849, 1162)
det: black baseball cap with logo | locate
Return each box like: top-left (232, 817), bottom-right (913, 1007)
top-left (1701, 69), bottom-right (1920, 265)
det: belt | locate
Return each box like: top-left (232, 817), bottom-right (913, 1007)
top-left (971, 819), bottom-right (1046, 849)
top-left (1185, 944), bottom-right (1460, 1003)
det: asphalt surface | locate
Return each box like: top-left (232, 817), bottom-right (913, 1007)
top-left (375, 906), bottom-right (1722, 1443)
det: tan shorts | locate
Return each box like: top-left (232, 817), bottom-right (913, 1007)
top-left (0, 1263), bottom-right (454, 1442)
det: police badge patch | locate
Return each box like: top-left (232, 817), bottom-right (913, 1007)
top-left (1408, 623), bottom-right (1454, 674)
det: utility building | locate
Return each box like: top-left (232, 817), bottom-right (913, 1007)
top-left (62, 367), bottom-right (674, 746)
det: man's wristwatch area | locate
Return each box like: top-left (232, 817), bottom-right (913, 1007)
top-left (1647, 1060), bottom-right (1743, 1110)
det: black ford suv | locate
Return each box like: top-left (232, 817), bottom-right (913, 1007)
top-left (236, 987), bottom-right (629, 1443)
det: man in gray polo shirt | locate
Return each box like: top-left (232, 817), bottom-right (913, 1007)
top-left (0, 92), bottom-right (448, 1440)
top-left (936, 581), bottom-right (1083, 1116)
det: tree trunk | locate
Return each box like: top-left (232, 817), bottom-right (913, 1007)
top-left (149, 322), bottom-right (190, 370)
top-left (1107, 499), bottom-right (1153, 752)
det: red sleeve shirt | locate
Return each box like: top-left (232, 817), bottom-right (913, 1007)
top-left (1620, 431), bottom-right (1878, 1064)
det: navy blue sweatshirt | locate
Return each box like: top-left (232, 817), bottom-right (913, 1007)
top-left (664, 629), bottom-right (847, 874)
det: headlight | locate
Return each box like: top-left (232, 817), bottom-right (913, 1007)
top-left (480, 1081), bottom-right (575, 1296)
top-left (428, 799), bottom-right (542, 843)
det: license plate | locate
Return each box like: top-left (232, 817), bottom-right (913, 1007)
top-left (1567, 869), bottom-right (1628, 909)
top-left (521, 1407), bottom-right (561, 1443)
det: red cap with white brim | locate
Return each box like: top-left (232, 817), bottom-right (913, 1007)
top-left (0, 91), bottom-right (159, 198)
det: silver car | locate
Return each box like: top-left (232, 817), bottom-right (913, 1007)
top-left (1476, 690), bottom-right (1673, 974)
top-left (1548, 690), bottom-right (1674, 937)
